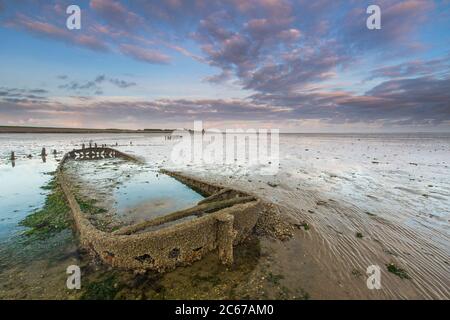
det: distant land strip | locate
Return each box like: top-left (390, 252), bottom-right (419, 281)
top-left (0, 126), bottom-right (174, 134)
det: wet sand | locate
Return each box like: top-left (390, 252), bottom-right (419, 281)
top-left (174, 134), bottom-right (450, 299)
top-left (0, 133), bottom-right (449, 299)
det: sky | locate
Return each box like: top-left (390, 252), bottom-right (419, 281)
top-left (0, 0), bottom-right (449, 132)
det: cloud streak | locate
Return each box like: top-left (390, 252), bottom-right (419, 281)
top-left (57, 75), bottom-right (137, 94)
top-left (6, 13), bottom-right (109, 52)
top-left (118, 44), bottom-right (171, 65)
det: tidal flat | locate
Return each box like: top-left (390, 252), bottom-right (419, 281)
top-left (0, 133), bottom-right (449, 299)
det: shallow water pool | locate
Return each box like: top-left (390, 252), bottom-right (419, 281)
top-left (0, 157), bottom-right (57, 242)
top-left (65, 158), bottom-right (204, 225)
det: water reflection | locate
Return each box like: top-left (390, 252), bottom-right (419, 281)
top-left (0, 157), bottom-right (57, 242)
top-left (65, 159), bottom-right (204, 225)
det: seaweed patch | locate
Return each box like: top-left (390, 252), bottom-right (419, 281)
top-left (20, 177), bottom-right (70, 240)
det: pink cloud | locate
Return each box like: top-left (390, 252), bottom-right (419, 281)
top-left (7, 14), bottom-right (109, 52)
top-left (278, 28), bottom-right (301, 42)
top-left (90, 0), bottom-right (143, 30)
top-left (119, 44), bottom-right (171, 64)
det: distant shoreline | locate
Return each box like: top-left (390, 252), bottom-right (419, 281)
top-left (0, 126), bottom-right (448, 135)
top-left (0, 126), bottom-right (174, 134)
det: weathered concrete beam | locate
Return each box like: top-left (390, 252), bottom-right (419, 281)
top-left (113, 195), bottom-right (256, 236)
top-left (198, 188), bottom-right (232, 205)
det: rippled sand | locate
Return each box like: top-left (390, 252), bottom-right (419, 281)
top-left (1, 133), bottom-right (449, 299)
top-left (175, 133), bottom-right (450, 299)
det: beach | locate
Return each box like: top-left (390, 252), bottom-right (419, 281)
top-left (0, 132), bottom-right (449, 299)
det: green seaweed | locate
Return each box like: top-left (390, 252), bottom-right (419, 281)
top-left (40, 177), bottom-right (57, 190)
top-left (294, 288), bottom-right (310, 300)
top-left (80, 275), bottom-right (122, 300)
top-left (267, 272), bottom-right (284, 285)
top-left (192, 274), bottom-right (222, 287)
top-left (299, 222), bottom-right (310, 230)
top-left (76, 197), bottom-right (108, 215)
top-left (351, 269), bottom-right (362, 277)
top-left (386, 263), bottom-right (411, 279)
top-left (20, 178), bottom-right (70, 240)
top-left (75, 195), bottom-right (118, 232)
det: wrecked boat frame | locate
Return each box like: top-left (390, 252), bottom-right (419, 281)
top-left (57, 147), bottom-right (262, 272)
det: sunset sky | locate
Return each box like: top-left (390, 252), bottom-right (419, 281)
top-left (0, 0), bottom-right (449, 132)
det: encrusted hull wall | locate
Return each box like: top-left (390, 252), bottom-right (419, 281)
top-left (57, 148), bottom-right (261, 272)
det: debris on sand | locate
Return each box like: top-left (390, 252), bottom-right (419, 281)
top-left (294, 222), bottom-right (310, 231)
top-left (386, 263), bottom-right (411, 279)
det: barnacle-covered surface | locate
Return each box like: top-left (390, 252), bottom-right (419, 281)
top-left (58, 147), bottom-right (261, 271)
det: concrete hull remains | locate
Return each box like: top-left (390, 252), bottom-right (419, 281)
top-left (57, 147), bottom-right (262, 272)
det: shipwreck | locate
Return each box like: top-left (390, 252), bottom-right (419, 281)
top-left (57, 147), bottom-right (262, 272)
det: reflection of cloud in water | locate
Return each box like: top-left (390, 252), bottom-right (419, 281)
top-left (0, 157), bottom-right (57, 241)
top-left (65, 157), bottom-right (204, 226)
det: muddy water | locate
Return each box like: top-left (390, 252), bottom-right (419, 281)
top-left (0, 132), bottom-right (449, 299)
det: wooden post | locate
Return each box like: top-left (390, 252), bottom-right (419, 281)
top-left (10, 151), bottom-right (15, 161)
top-left (41, 148), bottom-right (46, 157)
top-left (216, 213), bottom-right (236, 266)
